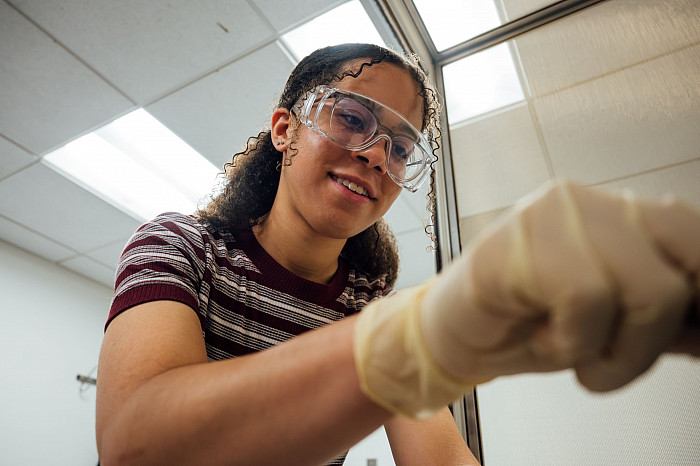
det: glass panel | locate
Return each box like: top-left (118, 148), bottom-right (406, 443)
top-left (411, 0), bottom-right (565, 51)
top-left (443, 0), bottom-right (700, 464)
top-left (412, 0), bottom-right (501, 51)
top-left (442, 42), bottom-right (524, 124)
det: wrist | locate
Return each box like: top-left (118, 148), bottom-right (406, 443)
top-left (354, 281), bottom-right (490, 419)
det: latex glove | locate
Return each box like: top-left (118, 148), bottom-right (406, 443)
top-left (355, 180), bottom-right (699, 419)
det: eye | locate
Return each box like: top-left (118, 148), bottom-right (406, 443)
top-left (391, 138), bottom-right (414, 162)
top-left (338, 111), bottom-right (368, 133)
top-left (332, 98), bottom-right (377, 136)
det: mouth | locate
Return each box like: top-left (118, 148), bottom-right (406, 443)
top-left (331, 174), bottom-right (374, 199)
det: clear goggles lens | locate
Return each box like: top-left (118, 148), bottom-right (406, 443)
top-left (294, 86), bottom-right (434, 191)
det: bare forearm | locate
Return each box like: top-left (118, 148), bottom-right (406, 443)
top-left (386, 408), bottom-right (479, 466)
top-left (98, 316), bottom-right (391, 466)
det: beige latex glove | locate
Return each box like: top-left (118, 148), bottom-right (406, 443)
top-left (355, 180), bottom-right (700, 419)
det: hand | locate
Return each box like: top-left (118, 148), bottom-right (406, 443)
top-left (421, 180), bottom-right (700, 392)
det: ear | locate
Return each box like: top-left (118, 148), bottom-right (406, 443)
top-left (271, 107), bottom-right (291, 153)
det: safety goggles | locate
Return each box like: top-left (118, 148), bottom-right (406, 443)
top-left (293, 85), bottom-right (435, 192)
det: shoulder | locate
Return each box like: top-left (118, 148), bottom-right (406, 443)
top-left (137, 212), bottom-right (207, 240)
top-left (130, 212), bottom-right (213, 250)
top-left (120, 212), bottom-right (213, 268)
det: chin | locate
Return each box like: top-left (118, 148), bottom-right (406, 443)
top-left (314, 217), bottom-right (374, 241)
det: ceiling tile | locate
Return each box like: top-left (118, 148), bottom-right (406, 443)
top-left (536, 45), bottom-right (700, 185)
top-left (10, 0), bottom-right (275, 104)
top-left (0, 136), bottom-right (36, 180)
top-left (252, 0), bottom-right (347, 32)
top-left (450, 103), bottom-right (551, 217)
top-left (0, 1), bottom-right (133, 154)
top-left (60, 255), bottom-right (116, 288)
top-left (86, 239), bottom-right (130, 269)
top-left (0, 215), bottom-right (76, 262)
top-left (394, 227), bottom-right (435, 290)
top-left (515, 0), bottom-right (700, 96)
top-left (500, 0), bottom-right (557, 21)
top-left (597, 160), bottom-right (700, 209)
top-left (147, 41), bottom-right (295, 168)
top-left (0, 163), bottom-right (142, 252)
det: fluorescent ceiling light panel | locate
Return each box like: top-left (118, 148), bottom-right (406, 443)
top-left (43, 109), bottom-right (219, 221)
top-left (413, 0), bottom-right (501, 51)
top-left (282, 0), bottom-right (385, 62)
top-left (442, 42), bottom-right (524, 124)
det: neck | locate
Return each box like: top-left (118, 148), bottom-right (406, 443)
top-left (253, 206), bottom-right (346, 285)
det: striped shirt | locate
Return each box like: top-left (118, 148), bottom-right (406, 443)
top-left (107, 212), bottom-right (391, 465)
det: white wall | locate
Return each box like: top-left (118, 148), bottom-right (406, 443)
top-left (0, 239), bottom-right (112, 466)
top-left (0, 235), bottom-right (401, 466)
top-left (478, 357), bottom-right (700, 465)
top-left (346, 427), bottom-right (396, 466)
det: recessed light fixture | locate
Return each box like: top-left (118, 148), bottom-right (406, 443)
top-left (282, 0), bottom-right (385, 62)
top-left (412, 0), bottom-right (502, 52)
top-left (442, 43), bottom-right (525, 124)
top-left (43, 109), bottom-right (220, 221)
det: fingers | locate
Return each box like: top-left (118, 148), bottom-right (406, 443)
top-left (426, 179), bottom-right (699, 388)
top-left (571, 187), bottom-right (695, 391)
top-left (519, 183), bottom-right (617, 366)
top-left (636, 197), bottom-right (700, 297)
top-left (637, 196), bottom-right (700, 359)
top-left (519, 181), bottom-right (694, 389)
top-left (575, 279), bottom-right (689, 392)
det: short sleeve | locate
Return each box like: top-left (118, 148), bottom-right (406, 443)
top-left (106, 212), bottom-right (207, 330)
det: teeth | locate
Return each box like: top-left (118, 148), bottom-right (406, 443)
top-left (332, 176), bottom-right (369, 197)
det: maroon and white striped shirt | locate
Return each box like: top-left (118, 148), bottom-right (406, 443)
top-left (107, 212), bottom-right (391, 465)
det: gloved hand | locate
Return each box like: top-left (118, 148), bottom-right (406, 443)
top-left (354, 180), bottom-right (699, 419)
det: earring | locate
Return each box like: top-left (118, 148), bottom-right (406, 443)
top-left (276, 141), bottom-right (284, 146)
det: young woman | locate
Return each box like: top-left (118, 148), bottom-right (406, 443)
top-left (96, 43), bottom-right (700, 465)
top-left (97, 43), bottom-right (477, 466)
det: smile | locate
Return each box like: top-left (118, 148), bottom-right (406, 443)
top-left (331, 175), bottom-right (371, 198)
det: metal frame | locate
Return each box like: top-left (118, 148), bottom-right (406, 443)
top-left (370, 0), bottom-right (610, 463)
top-left (436, 0), bottom-right (608, 65)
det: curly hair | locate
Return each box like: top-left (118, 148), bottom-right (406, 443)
top-left (197, 43), bottom-right (442, 288)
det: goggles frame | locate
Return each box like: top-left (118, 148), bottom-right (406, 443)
top-left (293, 85), bottom-right (435, 192)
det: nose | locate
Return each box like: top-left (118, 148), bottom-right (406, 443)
top-left (353, 134), bottom-right (390, 174)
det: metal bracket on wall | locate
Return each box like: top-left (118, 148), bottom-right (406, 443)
top-left (77, 374), bottom-right (97, 385)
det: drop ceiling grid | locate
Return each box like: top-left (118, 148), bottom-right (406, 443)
top-left (510, 0), bottom-right (700, 188)
top-left (514, 0), bottom-right (700, 98)
top-left (449, 102), bottom-right (551, 218)
top-left (0, 163), bottom-right (142, 253)
top-left (535, 46), bottom-right (700, 184)
top-left (0, 0), bottom-right (360, 283)
top-left (597, 158), bottom-right (700, 207)
top-left (0, 0), bottom-right (135, 156)
top-left (6, 0), bottom-right (277, 104)
top-left (0, 0), bottom-right (355, 162)
top-left (146, 41), bottom-right (296, 168)
top-left (0, 215), bottom-right (77, 262)
top-left (0, 135), bottom-right (36, 181)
